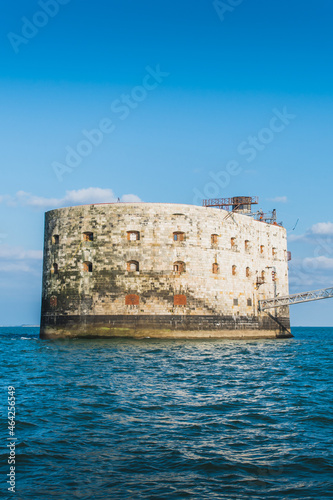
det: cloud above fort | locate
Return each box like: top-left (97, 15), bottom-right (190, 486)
top-left (0, 188), bottom-right (142, 210)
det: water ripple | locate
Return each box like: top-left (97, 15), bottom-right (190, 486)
top-left (1, 326), bottom-right (333, 499)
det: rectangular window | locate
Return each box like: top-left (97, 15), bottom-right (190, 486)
top-left (247, 298), bottom-right (252, 307)
top-left (127, 231), bottom-right (140, 241)
top-left (83, 261), bottom-right (92, 272)
top-left (127, 261), bottom-right (139, 272)
top-left (233, 298), bottom-right (238, 306)
top-left (173, 232), bottom-right (184, 242)
top-left (173, 262), bottom-right (185, 273)
top-left (50, 296), bottom-right (57, 307)
top-left (83, 232), bottom-right (93, 242)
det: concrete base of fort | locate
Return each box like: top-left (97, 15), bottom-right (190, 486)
top-left (40, 315), bottom-right (293, 340)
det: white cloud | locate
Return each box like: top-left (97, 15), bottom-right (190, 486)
top-left (267, 196), bottom-right (287, 203)
top-left (0, 188), bottom-right (142, 210)
top-left (289, 265), bottom-right (333, 287)
top-left (302, 256), bottom-right (333, 270)
top-left (121, 194), bottom-right (142, 203)
top-left (288, 234), bottom-right (304, 242)
top-left (60, 188), bottom-right (117, 205)
top-left (288, 221), bottom-right (333, 288)
top-left (0, 245), bottom-right (42, 260)
top-left (288, 253), bottom-right (333, 289)
top-left (0, 244), bottom-right (42, 274)
top-left (289, 221), bottom-right (333, 242)
top-left (0, 262), bottom-right (35, 273)
top-left (310, 222), bottom-right (333, 235)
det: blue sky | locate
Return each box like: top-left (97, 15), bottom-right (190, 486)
top-left (0, 0), bottom-right (333, 326)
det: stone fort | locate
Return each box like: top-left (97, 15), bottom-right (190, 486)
top-left (40, 200), bottom-right (291, 339)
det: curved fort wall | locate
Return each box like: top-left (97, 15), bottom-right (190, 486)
top-left (40, 203), bottom-right (291, 339)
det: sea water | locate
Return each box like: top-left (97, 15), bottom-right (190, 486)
top-left (1, 327), bottom-right (332, 499)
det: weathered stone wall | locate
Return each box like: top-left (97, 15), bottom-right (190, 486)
top-left (40, 203), bottom-right (291, 338)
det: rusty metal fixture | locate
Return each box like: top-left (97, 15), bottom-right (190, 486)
top-left (203, 196), bottom-right (259, 211)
